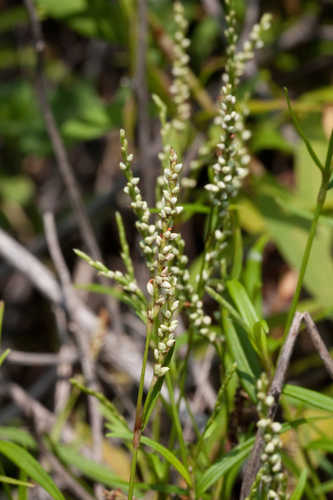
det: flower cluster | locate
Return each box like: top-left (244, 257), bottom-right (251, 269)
top-left (119, 129), bottom-right (156, 271)
top-left (251, 373), bottom-right (288, 500)
top-left (170, 1), bottom-right (191, 131)
top-left (205, 4), bottom-right (271, 211)
top-left (200, 2), bottom-right (271, 296)
top-left (235, 13), bottom-right (272, 80)
top-left (149, 149), bottom-right (185, 376)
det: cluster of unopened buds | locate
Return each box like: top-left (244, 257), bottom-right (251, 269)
top-left (254, 374), bottom-right (287, 500)
top-left (119, 130), bottom-right (156, 270)
top-left (235, 13), bottom-right (272, 79)
top-left (170, 1), bottom-right (191, 130)
top-left (148, 149), bottom-right (185, 377)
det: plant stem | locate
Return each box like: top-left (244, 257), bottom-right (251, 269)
top-left (128, 315), bottom-right (153, 500)
top-left (283, 183), bottom-right (327, 340)
top-left (165, 370), bottom-right (189, 469)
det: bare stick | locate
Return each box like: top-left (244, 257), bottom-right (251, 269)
top-left (240, 312), bottom-right (304, 499)
top-left (241, 311), bottom-right (333, 498)
top-left (6, 349), bottom-right (77, 366)
top-left (0, 226), bottom-right (156, 391)
top-left (303, 312), bottom-right (333, 379)
top-left (43, 212), bottom-right (104, 500)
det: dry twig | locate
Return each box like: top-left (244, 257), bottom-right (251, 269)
top-left (240, 311), bottom-right (333, 499)
top-left (43, 212), bottom-right (104, 500)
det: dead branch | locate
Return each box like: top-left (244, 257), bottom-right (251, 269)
top-left (43, 211), bottom-right (103, 500)
top-left (0, 226), bottom-right (154, 390)
top-left (240, 311), bottom-right (333, 499)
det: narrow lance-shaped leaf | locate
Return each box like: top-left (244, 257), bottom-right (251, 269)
top-left (283, 384), bottom-right (333, 412)
top-left (289, 469), bottom-right (308, 500)
top-left (0, 442), bottom-right (65, 500)
top-left (325, 129), bottom-right (333, 187)
top-left (222, 310), bottom-right (260, 402)
top-left (284, 87), bottom-right (323, 173)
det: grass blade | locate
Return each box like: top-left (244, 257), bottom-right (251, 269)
top-left (141, 436), bottom-right (192, 487)
top-left (222, 310), bottom-right (260, 402)
top-left (324, 128), bottom-right (333, 176)
top-left (227, 279), bottom-right (259, 330)
top-left (284, 87), bottom-right (324, 172)
top-left (283, 384), bottom-right (333, 412)
top-left (54, 444), bottom-right (132, 492)
top-left (0, 442), bottom-right (65, 500)
top-left (196, 438), bottom-right (254, 496)
top-left (290, 469), bottom-right (308, 500)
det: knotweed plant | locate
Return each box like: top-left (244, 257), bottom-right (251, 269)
top-left (73, 2), bottom-right (331, 499)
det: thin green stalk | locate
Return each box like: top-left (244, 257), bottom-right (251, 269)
top-left (283, 183), bottom-right (327, 340)
top-left (128, 315), bottom-right (154, 500)
top-left (165, 370), bottom-right (188, 469)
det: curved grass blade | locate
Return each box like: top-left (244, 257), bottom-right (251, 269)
top-left (325, 128), bottom-right (333, 177)
top-left (196, 438), bottom-right (254, 496)
top-left (0, 476), bottom-right (34, 488)
top-left (0, 442), bottom-right (65, 500)
top-left (284, 88), bottom-right (323, 173)
top-left (283, 384), bottom-right (333, 412)
top-left (290, 469), bottom-right (308, 500)
top-left (141, 436), bottom-right (191, 487)
top-left (54, 444), bottom-right (133, 493)
top-left (222, 310), bottom-right (260, 402)
top-left (106, 429), bottom-right (191, 487)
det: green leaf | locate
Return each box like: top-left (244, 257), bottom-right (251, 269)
top-left (325, 128), bottom-right (333, 178)
top-left (0, 442), bottom-right (65, 500)
top-left (284, 87), bottom-right (323, 172)
top-left (0, 427), bottom-right (36, 449)
top-left (196, 438), bottom-right (254, 496)
top-left (307, 439), bottom-right (333, 453)
top-left (243, 234), bottom-right (269, 315)
top-left (206, 286), bottom-right (246, 328)
top-left (140, 436), bottom-right (192, 487)
top-left (18, 470), bottom-right (28, 500)
top-left (0, 349), bottom-right (10, 366)
top-left (255, 183), bottom-right (333, 308)
top-left (230, 213), bottom-right (243, 280)
top-left (290, 469), bottom-right (308, 500)
top-left (182, 203), bottom-right (210, 215)
top-left (226, 280), bottom-right (268, 357)
top-left (227, 280), bottom-right (259, 330)
top-left (0, 176), bottom-right (35, 205)
top-left (36, 0), bottom-right (85, 17)
top-left (283, 385), bottom-right (333, 412)
top-left (54, 443), bottom-right (132, 492)
top-left (0, 462), bottom-right (13, 500)
top-left (107, 429), bottom-right (192, 486)
top-left (0, 7), bottom-right (28, 33)
top-left (0, 476), bottom-right (34, 488)
top-left (222, 310), bottom-right (260, 402)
